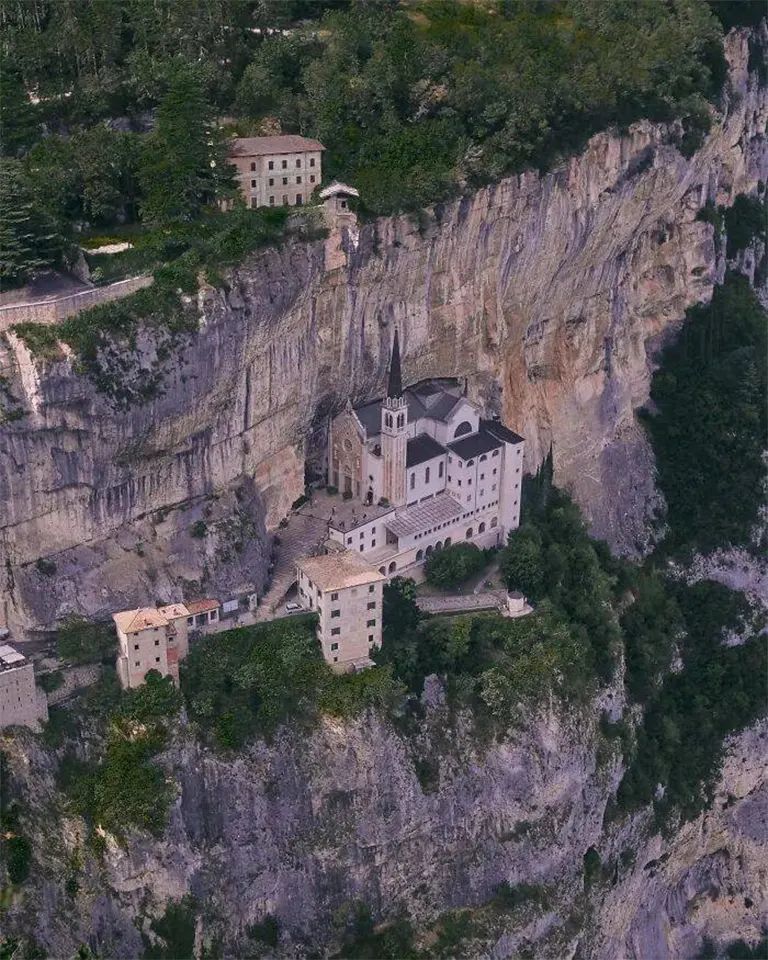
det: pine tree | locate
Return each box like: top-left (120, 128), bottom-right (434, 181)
top-left (0, 159), bottom-right (63, 287)
top-left (0, 58), bottom-right (39, 156)
top-left (139, 68), bottom-right (236, 228)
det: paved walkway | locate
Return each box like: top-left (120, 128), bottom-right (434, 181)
top-left (416, 591), bottom-right (508, 615)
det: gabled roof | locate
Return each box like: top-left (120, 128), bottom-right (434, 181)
top-left (157, 603), bottom-right (190, 621)
top-left (319, 181), bottom-right (359, 199)
top-left (482, 418), bottom-right (525, 445)
top-left (297, 550), bottom-right (385, 591)
top-left (448, 427), bottom-right (504, 461)
top-left (384, 494), bottom-right (463, 539)
top-left (186, 599), bottom-right (221, 616)
top-left (230, 135), bottom-right (325, 157)
top-left (113, 608), bottom-right (168, 634)
top-left (406, 433), bottom-right (446, 468)
top-left (352, 378), bottom-right (466, 439)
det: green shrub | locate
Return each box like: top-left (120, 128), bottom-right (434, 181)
top-left (424, 543), bottom-right (486, 589)
top-left (491, 881), bottom-right (548, 911)
top-left (247, 915), bottom-right (280, 947)
top-left (145, 895), bottom-right (198, 960)
top-left (190, 520), bottom-right (207, 538)
top-left (4, 835), bottom-right (32, 884)
top-left (57, 617), bottom-right (115, 664)
top-left (38, 670), bottom-right (64, 693)
top-left (583, 847), bottom-right (602, 890)
top-left (35, 558), bottom-right (57, 576)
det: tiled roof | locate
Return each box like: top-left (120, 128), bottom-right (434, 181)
top-left (383, 493), bottom-right (463, 539)
top-left (482, 418), bottom-right (525, 445)
top-left (352, 378), bottom-right (465, 437)
top-left (157, 603), bottom-right (190, 621)
top-left (230, 135), bottom-right (325, 157)
top-left (406, 433), bottom-right (446, 468)
top-left (447, 427), bottom-right (504, 461)
top-left (297, 550), bottom-right (385, 591)
top-left (186, 599), bottom-right (221, 616)
top-left (113, 608), bottom-right (168, 634)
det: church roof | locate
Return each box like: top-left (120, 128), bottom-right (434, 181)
top-left (352, 378), bottom-right (465, 438)
top-left (482, 418), bottom-right (525, 445)
top-left (406, 433), bottom-right (446, 468)
top-left (447, 426), bottom-right (504, 460)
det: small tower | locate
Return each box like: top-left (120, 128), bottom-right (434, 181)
top-left (320, 182), bottom-right (360, 272)
top-left (381, 329), bottom-right (408, 507)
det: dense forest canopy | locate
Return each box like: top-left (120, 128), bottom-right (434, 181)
top-left (0, 0), bottom-right (738, 249)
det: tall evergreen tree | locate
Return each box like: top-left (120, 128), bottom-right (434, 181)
top-left (0, 58), bottom-right (38, 156)
top-left (0, 158), bottom-right (63, 287)
top-left (139, 69), bottom-right (235, 228)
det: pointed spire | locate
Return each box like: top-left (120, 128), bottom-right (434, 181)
top-left (387, 327), bottom-right (403, 399)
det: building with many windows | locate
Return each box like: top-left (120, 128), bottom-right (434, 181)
top-left (228, 135), bottom-right (324, 209)
top-left (113, 604), bottom-right (191, 689)
top-left (326, 330), bottom-right (525, 579)
top-left (0, 643), bottom-right (47, 730)
top-left (296, 551), bottom-right (385, 671)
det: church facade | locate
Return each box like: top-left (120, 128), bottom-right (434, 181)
top-left (326, 331), bottom-right (525, 579)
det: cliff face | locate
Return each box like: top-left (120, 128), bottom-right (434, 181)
top-left (2, 701), bottom-right (766, 959)
top-left (1, 28), bottom-right (766, 631)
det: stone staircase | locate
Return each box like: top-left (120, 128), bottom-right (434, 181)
top-left (256, 510), bottom-right (330, 621)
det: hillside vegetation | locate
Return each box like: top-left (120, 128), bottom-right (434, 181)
top-left (0, 0), bottom-right (732, 287)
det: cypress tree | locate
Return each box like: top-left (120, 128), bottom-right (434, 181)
top-left (0, 159), bottom-right (63, 288)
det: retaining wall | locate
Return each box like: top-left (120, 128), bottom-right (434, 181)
top-left (0, 275), bottom-right (152, 332)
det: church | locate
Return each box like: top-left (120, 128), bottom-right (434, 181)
top-left (326, 331), bottom-right (525, 578)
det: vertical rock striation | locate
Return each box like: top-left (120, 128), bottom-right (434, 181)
top-left (1, 28), bottom-right (766, 629)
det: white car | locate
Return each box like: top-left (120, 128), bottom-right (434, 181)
top-left (284, 602), bottom-right (303, 613)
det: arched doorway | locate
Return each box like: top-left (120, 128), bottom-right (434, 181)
top-left (379, 566), bottom-right (386, 575)
top-left (466, 527), bottom-right (473, 539)
top-left (425, 545), bottom-right (433, 557)
top-left (445, 537), bottom-right (452, 547)
top-left (478, 522), bottom-right (486, 534)
top-left (416, 549), bottom-right (424, 561)
top-left (388, 561), bottom-right (397, 574)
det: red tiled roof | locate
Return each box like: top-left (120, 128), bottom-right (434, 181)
top-left (186, 599), bottom-right (221, 615)
top-left (230, 135), bottom-right (325, 157)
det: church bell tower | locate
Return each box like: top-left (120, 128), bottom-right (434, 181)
top-left (381, 329), bottom-right (408, 507)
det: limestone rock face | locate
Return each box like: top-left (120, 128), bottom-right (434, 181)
top-left (2, 704), bottom-right (765, 958)
top-left (1, 28), bottom-right (766, 631)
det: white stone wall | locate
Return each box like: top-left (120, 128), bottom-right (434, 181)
top-left (235, 150), bottom-right (322, 209)
top-left (336, 516), bottom-right (385, 555)
top-left (498, 441), bottom-right (524, 538)
top-left (405, 453), bottom-right (447, 506)
top-left (118, 625), bottom-right (171, 689)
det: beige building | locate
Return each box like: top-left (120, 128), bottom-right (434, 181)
top-left (113, 604), bottom-right (191, 690)
top-left (296, 551), bottom-right (385, 671)
top-left (229, 135), bottom-right (324, 209)
top-left (0, 644), bottom-right (48, 730)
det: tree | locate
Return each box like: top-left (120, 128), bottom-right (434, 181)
top-left (0, 159), bottom-right (63, 287)
top-left (139, 68), bottom-right (236, 227)
top-left (424, 543), bottom-right (486, 589)
top-left (500, 530), bottom-right (544, 599)
top-left (0, 58), bottom-right (38, 156)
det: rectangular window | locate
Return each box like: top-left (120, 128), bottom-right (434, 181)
top-left (296, 195), bottom-right (302, 205)
top-left (251, 162), bottom-right (256, 171)
top-left (448, 475), bottom-right (452, 483)
top-left (367, 601), bottom-right (376, 610)
top-left (347, 537), bottom-right (352, 545)
top-left (371, 527), bottom-right (376, 535)
top-left (458, 479), bottom-right (462, 486)
top-left (331, 609), bottom-right (341, 618)
top-left (282, 177), bottom-right (288, 185)
top-left (366, 619), bottom-right (376, 627)
top-left (480, 473), bottom-right (485, 480)
top-left (268, 160), bottom-right (274, 170)
top-left (368, 585), bottom-right (375, 593)
top-left (371, 540), bottom-right (376, 547)
top-left (282, 159), bottom-right (287, 169)
top-left (155, 639), bottom-right (160, 646)
top-left (410, 473), bottom-right (415, 489)
top-left (251, 179), bottom-right (256, 188)
top-left (297, 176), bottom-right (302, 184)
top-left (368, 634), bottom-right (374, 643)
top-left (331, 592), bottom-right (338, 600)
top-left (439, 461), bottom-right (444, 478)
top-left (282, 195), bottom-right (288, 205)
top-left (187, 617), bottom-right (193, 626)
top-left (250, 198), bottom-right (258, 209)
top-left (269, 196), bottom-right (275, 206)
top-left (269, 177), bottom-right (274, 186)
top-left (425, 466), bottom-right (430, 484)
top-left (331, 642), bottom-right (339, 651)
top-left (310, 157), bottom-right (316, 167)
top-left (310, 175), bottom-right (316, 183)
top-left (493, 468), bottom-right (497, 475)
top-left (155, 656), bottom-right (161, 663)
top-left (296, 158), bottom-right (301, 168)
top-left (492, 484), bottom-right (496, 491)
top-left (135, 660), bottom-right (140, 667)
top-left (331, 627), bottom-right (341, 636)
top-left (480, 490), bottom-right (484, 497)
top-left (468, 478), bottom-right (472, 486)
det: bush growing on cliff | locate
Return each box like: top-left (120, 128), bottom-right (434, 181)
top-left (57, 616), bottom-right (115, 664)
top-left (642, 273), bottom-right (767, 555)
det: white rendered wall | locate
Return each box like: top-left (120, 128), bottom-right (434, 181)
top-left (405, 453), bottom-right (447, 506)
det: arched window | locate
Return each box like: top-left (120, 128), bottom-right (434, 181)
top-left (425, 545), bottom-right (433, 556)
top-left (445, 536), bottom-right (452, 547)
top-left (478, 522), bottom-right (486, 534)
top-left (397, 413), bottom-right (404, 428)
top-left (466, 527), bottom-right (473, 539)
top-left (416, 549), bottom-right (424, 561)
top-left (490, 517), bottom-right (498, 528)
top-left (388, 561), bottom-right (397, 574)
top-left (435, 540), bottom-right (443, 551)
top-left (379, 566), bottom-right (386, 575)
top-left (479, 454), bottom-right (487, 462)
top-left (467, 459), bottom-right (475, 467)
top-left (454, 421), bottom-right (472, 438)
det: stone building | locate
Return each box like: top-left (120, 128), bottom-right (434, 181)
top-left (228, 135), bottom-right (324, 209)
top-left (0, 643), bottom-right (48, 730)
top-left (326, 330), bottom-right (525, 579)
top-left (296, 551), bottom-right (385, 671)
top-left (113, 603), bottom-right (191, 690)
top-left (320, 182), bottom-right (359, 271)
